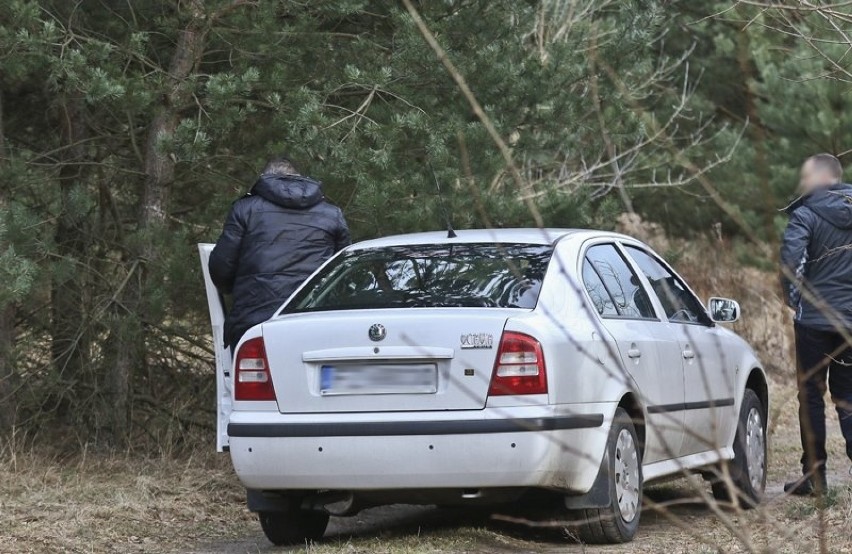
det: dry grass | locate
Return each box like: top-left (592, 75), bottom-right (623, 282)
top-left (0, 382), bottom-right (849, 554)
top-left (0, 447), bottom-right (253, 553)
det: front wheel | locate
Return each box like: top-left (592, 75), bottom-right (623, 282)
top-left (567, 407), bottom-right (643, 544)
top-left (258, 507), bottom-right (329, 546)
top-left (711, 388), bottom-right (766, 507)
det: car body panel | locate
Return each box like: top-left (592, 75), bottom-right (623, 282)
top-left (607, 236), bottom-right (754, 457)
top-left (198, 228), bottom-right (768, 503)
top-left (671, 323), bottom-right (739, 455)
top-left (227, 402), bottom-right (613, 492)
top-left (262, 309), bottom-right (514, 413)
top-left (570, 237), bottom-right (688, 463)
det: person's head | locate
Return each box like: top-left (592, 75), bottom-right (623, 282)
top-left (262, 156), bottom-right (300, 177)
top-left (799, 153), bottom-right (843, 194)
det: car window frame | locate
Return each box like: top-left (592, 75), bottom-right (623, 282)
top-left (616, 241), bottom-right (714, 328)
top-left (578, 240), bottom-right (661, 322)
top-left (581, 257), bottom-right (621, 318)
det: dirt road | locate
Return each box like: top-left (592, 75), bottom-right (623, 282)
top-left (192, 472), bottom-right (851, 554)
top-left (189, 380), bottom-right (852, 554)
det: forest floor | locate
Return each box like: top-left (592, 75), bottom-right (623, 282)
top-left (0, 376), bottom-right (850, 554)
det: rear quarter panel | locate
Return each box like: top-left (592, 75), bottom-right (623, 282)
top-left (524, 239), bottom-right (637, 410)
top-left (496, 240), bottom-right (633, 484)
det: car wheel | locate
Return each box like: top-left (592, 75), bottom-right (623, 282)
top-left (567, 407), bottom-right (642, 544)
top-left (258, 506), bottom-right (329, 546)
top-left (711, 388), bottom-right (766, 507)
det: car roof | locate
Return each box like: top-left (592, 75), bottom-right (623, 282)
top-left (349, 228), bottom-right (632, 249)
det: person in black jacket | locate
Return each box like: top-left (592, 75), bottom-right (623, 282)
top-left (780, 153), bottom-right (852, 495)
top-left (209, 157), bottom-right (350, 352)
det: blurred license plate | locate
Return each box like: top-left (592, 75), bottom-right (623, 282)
top-left (320, 363), bottom-right (438, 395)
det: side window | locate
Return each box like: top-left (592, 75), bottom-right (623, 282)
top-left (624, 245), bottom-right (710, 325)
top-left (585, 244), bottom-right (656, 319)
top-left (582, 259), bottom-right (619, 316)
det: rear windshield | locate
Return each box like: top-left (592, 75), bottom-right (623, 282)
top-left (283, 243), bottom-right (553, 313)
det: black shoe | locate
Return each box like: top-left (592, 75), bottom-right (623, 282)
top-left (784, 475), bottom-right (828, 496)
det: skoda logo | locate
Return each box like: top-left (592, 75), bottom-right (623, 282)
top-left (368, 323), bottom-right (386, 342)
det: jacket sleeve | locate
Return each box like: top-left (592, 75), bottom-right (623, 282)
top-left (209, 202), bottom-right (247, 294)
top-left (780, 207), bottom-right (815, 309)
top-left (334, 208), bottom-right (351, 252)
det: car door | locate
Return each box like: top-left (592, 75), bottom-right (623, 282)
top-left (622, 244), bottom-right (737, 457)
top-left (582, 243), bottom-right (686, 463)
top-left (198, 243), bottom-right (232, 452)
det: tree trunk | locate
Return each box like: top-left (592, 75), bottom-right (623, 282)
top-left (52, 95), bottom-right (91, 414)
top-left (0, 91), bottom-right (16, 433)
top-left (109, 0), bottom-right (209, 442)
top-left (51, 97), bottom-right (87, 376)
top-left (141, 1), bottom-right (207, 233)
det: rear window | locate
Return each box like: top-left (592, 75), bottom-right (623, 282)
top-left (283, 243), bottom-right (553, 313)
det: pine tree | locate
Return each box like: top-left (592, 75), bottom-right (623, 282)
top-left (0, 0), bottom-right (728, 445)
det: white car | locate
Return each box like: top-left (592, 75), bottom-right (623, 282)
top-left (198, 229), bottom-right (768, 545)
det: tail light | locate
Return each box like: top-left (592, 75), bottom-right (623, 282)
top-left (234, 337), bottom-right (276, 401)
top-left (488, 331), bottom-right (547, 396)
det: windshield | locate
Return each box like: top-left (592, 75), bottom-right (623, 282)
top-left (283, 243), bottom-right (553, 313)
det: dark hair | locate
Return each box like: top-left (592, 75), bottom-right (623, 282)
top-left (262, 156), bottom-right (299, 176)
top-left (808, 153), bottom-right (843, 181)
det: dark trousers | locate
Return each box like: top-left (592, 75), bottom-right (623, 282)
top-left (794, 323), bottom-right (852, 476)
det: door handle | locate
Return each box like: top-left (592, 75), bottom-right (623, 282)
top-left (627, 348), bottom-right (642, 359)
top-left (682, 348), bottom-right (696, 360)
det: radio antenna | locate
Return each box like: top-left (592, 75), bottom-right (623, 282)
top-left (428, 162), bottom-right (457, 239)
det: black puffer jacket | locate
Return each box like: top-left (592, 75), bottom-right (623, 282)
top-left (209, 174), bottom-right (350, 347)
top-left (781, 183), bottom-right (852, 330)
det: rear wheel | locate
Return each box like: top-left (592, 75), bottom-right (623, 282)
top-left (711, 389), bottom-right (766, 507)
top-left (258, 506), bottom-right (329, 546)
top-left (567, 407), bottom-right (642, 544)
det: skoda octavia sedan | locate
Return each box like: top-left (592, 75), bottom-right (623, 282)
top-left (198, 229), bottom-right (768, 545)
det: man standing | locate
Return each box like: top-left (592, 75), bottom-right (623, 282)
top-left (209, 156), bottom-right (350, 352)
top-left (781, 153), bottom-right (852, 495)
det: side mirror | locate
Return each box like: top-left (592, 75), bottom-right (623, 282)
top-left (708, 297), bottom-right (740, 323)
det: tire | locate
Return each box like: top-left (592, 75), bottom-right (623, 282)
top-left (711, 388), bottom-right (766, 507)
top-left (567, 407), bottom-right (643, 544)
top-left (258, 506), bottom-right (329, 546)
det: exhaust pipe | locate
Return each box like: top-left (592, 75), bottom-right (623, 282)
top-left (302, 491), bottom-right (366, 516)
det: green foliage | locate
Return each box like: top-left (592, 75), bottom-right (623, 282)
top-left (633, 2), bottom-right (852, 244)
top-left (5, 0), bottom-right (842, 446)
top-left (0, 244), bottom-right (36, 305)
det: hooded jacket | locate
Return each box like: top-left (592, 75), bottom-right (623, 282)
top-left (209, 174), bottom-right (351, 347)
top-left (781, 183), bottom-right (852, 330)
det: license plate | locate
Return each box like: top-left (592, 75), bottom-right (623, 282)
top-left (320, 363), bottom-right (438, 395)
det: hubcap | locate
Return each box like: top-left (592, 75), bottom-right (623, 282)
top-left (745, 407), bottom-right (766, 491)
top-left (614, 428), bottom-right (640, 523)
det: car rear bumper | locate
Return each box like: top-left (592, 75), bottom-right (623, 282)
top-left (227, 403), bottom-right (614, 494)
